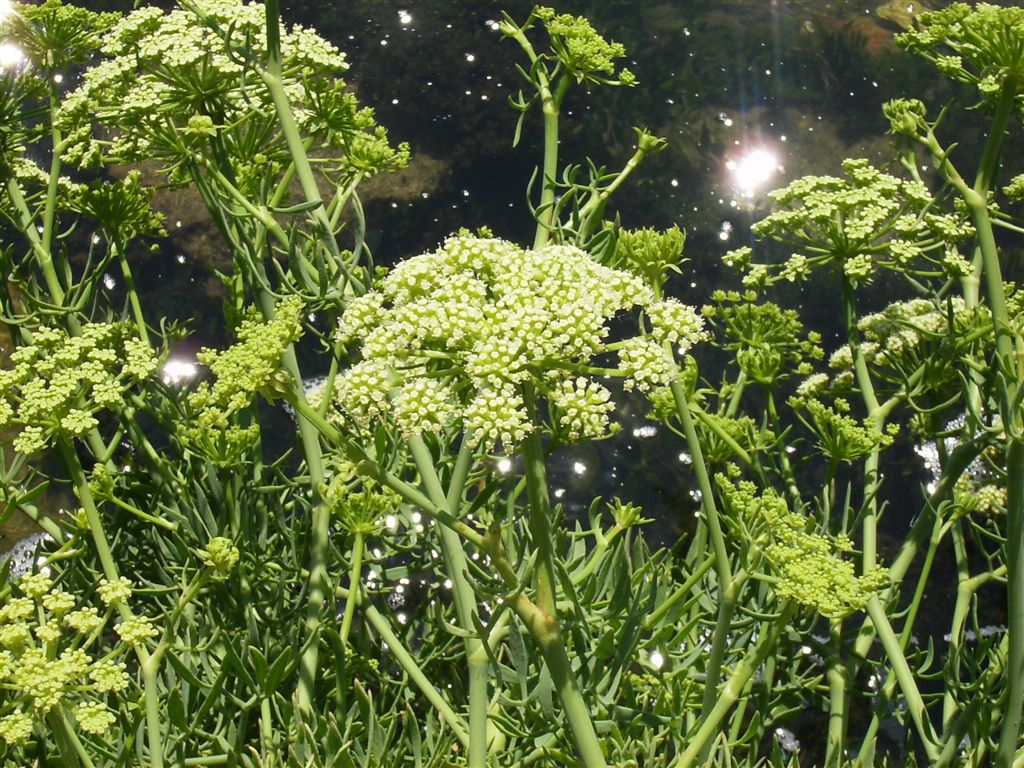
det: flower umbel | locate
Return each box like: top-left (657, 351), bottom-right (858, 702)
top-left (333, 234), bottom-right (701, 451)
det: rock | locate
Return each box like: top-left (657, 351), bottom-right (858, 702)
top-left (876, 0), bottom-right (929, 31)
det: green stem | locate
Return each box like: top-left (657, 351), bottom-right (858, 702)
top-left (825, 620), bottom-right (848, 767)
top-left (942, 520), bottom-right (973, 732)
top-left (996, 440), bottom-right (1024, 768)
top-left (671, 604), bottom-right (795, 768)
top-left (6, 177), bottom-right (68, 310)
top-left (519, 399), bottom-right (605, 767)
top-left (57, 439), bottom-right (164, 768)
top-left (360, 601), bottom-right (470, 746)
top-left (865, 596), bottom-right (940, 762)
top-left (841, 278), bottom-right (883, 571)
top-left (41, 86), bottom-right (64, 257)
top-left (260, 0), bottom-right (358, 292)
top-left (534, 78), bottom-right (570, 249)
top-left (669, 375), bottom-right (735, 743)
top-left (669, 380), bottom-right (732, 588)
top-left (642, 554), bottom-right (715, 629)
top-left (408, 435), bottom-right (488, 768)
top-left (114, 243), bottom-right (150, 345)
top-left (338, 531), bottom-right (363, 648)
top-left (48, 710), bottom-right (82, 768)
top-left (577, 143), bottom-right (651, 240)
top-left (698, 571), bottom-right (747, 763)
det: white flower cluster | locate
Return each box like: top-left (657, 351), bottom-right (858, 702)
top-left (645, 299), bottom-right (706, 350)
top-left (826, 297), bottom-right (976, 375)
top-left (57, 0), bottom-right (348, 166)
top-left (615, 337), bottom-right (679, 392)
top-left (334, 235), bottom-right (699, 450)
top-left (550, 378), bottom-right (615, 441)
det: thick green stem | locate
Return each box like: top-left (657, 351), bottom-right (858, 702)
top-left (672, 604), bottom-right (794, 768)
top-left (260, 0), bottom-right (359, 292)
top-left (519, 407), bottom-right (605, 767)
top-left (338, 531), bottom-right (363, 648)
top-left (866, 597), bottom-right (940, 762)
top-left (533, 78), bottom-right (569, 248)
top-left (521, 431), bottom-right (558, 620)
top-left (669, 376), bottom-right (734, 745)
top-left (825, 620), bottom-right (848, 767)
top-left (408, 436), bottom-right (489, 768)
top-left (48, 710), bottom-right (82, 768)
top-left (841, 278), bottom-right (883, 570)
top-left (41, 88), bottom-right (64, 257)
top-left (858, 509), bottom-right (946, 765)
top-left (697, 571), bottom-right (747, 762)
top-left (942, 521), bottom-right (973, 732)
top-left (669, 380), bottom-right (732, 587)
top-left (6, 178), bottom-right (68, 310)
top-left (115, 243), bottom-right (150, 345)
top-left (531, 621), bottom-right (607, 768)
top-left (996, 440), bottom-right (1024, 768)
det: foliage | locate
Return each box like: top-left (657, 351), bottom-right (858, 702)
top-left (0, 1), bottom-right (1023, 768)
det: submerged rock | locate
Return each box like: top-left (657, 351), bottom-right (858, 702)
top-left (876, 0), bottom-right (930, 31)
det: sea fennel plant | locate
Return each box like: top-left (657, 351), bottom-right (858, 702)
top-left (1, 1), bottom-right (1024, 767)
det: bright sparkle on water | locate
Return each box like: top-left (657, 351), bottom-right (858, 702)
top-left (727, 148), bottom-right (781, 197)
top-left (0, 41), bottom-right (25, 70)
top-left (161, 358), bottom-right (198, 385)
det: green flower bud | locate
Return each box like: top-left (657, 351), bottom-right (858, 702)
top-left (197, 537), bottom-right (240, 576)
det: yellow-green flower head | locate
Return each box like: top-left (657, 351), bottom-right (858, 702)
top-left (0, 711), bottom-right (33, 747)
top-left (197, 537), bottom-right (240, 575)
top-left (747, 159), bottom-right (953, 285)
top-left (0, 322), bottom-right (157, 455)
top-left (334, 235), bottom-right (699, 451)
top-left (73, 701), bottom-right (116, 736)
top-left (18, 572), bottom-right (52, 599)
top-left (794, 398), bottom-right (896, 464)
top-left (89, 659), bottom-right (129, 693)
top-left (718, 477), bottom-right (889, 618)
top-left (11, 646), bottom-right (90, 711)
top-left (188, 296), bottom-right (305, 429)
top-left (0, 597), bottom-right (34, 623)
top-left (897, 4), bottom-right (1024, 97)
top-left (550, 377), bottom-right (614, 442)
top-left (55, 0), bottom-right (406, 181)
top-left (64, 607), bottom-right (103, 636)
top-left (96, 576), bottom-right (133, 608)
top-left (114, 615), bottom-right (158, 646)
top-left (0, 624), bottom-right (30, 650)
top-left (532, 6), bottom-right (633, 85)
top-left (33, 619), bottom-right (61, 646)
